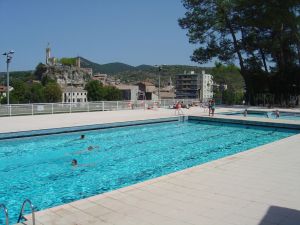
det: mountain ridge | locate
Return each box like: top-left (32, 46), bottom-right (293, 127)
top-left (79, 57), bottom-right (155, 74)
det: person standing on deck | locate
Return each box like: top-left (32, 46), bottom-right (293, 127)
top-left (243, 109), bottom-right (248, 117)
top-left (208, 100), bottom-right (212, 116)
top-left (211, 99), bottom-right (216, 116)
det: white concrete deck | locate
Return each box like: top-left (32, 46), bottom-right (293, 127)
top-left (1, 106), bottom-right (299, 133)
top-left (2, 107), bottom-right (299, 225)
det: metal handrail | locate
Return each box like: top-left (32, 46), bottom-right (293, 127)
top-left (17, 199), bottom-right (35, 225)
top-left (0, 204), bottom-right (9, 225)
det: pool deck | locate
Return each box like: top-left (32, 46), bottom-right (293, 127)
top-left (1, 106), bottom-right (299, 133)
top-left (1, 107), bottom-right (299, 225)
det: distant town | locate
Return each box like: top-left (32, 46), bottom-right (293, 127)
top-left (0, 45), bottom-right (244, 105)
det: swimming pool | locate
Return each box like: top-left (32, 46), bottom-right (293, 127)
top-left (0, 119), bottom-right (299, 224)
top-left (221, 110), bottom-right (300, 120)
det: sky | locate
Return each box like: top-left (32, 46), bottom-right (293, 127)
top-left (0, 0), bottom-right (207, 71)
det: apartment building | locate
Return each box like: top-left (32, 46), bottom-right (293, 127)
top-left (175, 71), bottom-right (213, 102)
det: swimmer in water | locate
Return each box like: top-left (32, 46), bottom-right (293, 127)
top-left (71, 159), bottom-right (78, 166)
top-left (80, 134), bottom-right (85, 140)
top-left (73, 146), bottom-right (100, 155)
top-left (275, 110), bottom-right (280, 118)
top-left (71, 159), bottom-right (95, 168)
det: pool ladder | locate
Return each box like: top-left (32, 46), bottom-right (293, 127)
top-left (179, 115), bottom-right (188, 122)
top-left (17, 199), bottom-right (36, 225)
top-left (0, 199), bottom-right (36, 225)
top-left (0, 204), bottom-right (9, 225)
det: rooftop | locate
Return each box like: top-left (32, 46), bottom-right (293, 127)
top-left (136, 81), bottom-right (155, 86)
top-left (114, 84), bottom-right (138, 90)
top-left (63, 86), bottom-right (87, 93)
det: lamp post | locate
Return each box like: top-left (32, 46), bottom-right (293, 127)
top-left (197, 88), bottom-right (201, 102)
top-left (155, 64), bottom-right (166, 100)
top-left (158, 66), bottom-right (161, 100)
top-left (2, 50), bottom-right (14, 105)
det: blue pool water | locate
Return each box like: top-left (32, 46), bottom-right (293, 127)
top-left (221, 111), bottom-right (300, 120)
top-left (0, 120), bottom-right (299, 224)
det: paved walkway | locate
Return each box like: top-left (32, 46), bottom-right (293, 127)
top-left (0, 108), bottom-right (183, 133)
top-left (1, 106), bottom-right (299, 133)
top-left (4, 107), bottom-right (299, 225)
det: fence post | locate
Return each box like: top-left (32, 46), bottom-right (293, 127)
top-left (52, 103), bottom-right (54, 114)
top-left (87, 102), bottom-right (90, 112)
top-left (69, 103), bottom-right (72, 113)
top-left (9, 105), bottom-right (12, 117)
top-left (102, 101), bottom-right (104, 111)
top-left (117, 101), bottom-right (119, 111)
top-left (32, 104), bottom-right (34, 115)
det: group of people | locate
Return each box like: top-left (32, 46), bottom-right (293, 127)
top-left (174, 101), bottom-right (185, 115)
top-left (243, 109), bottom-right (280, 118)
top-left (266, 109), bottom-right (280, 118)
top-left (71, 134), bottom-right (99, 167)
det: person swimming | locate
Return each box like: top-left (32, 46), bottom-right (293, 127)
top-left (73, 146), bottom-right (100, 155)
top-left (71, 159), bottom-right (95, 168)
top-left (275, 110), bottom-right (280, 118)
top-left (71, 159), bottom-right (78, 166)
top-left (80, 134), bottom-right (85, 140)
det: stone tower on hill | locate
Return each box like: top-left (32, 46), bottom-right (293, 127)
top-left (45, 43), bottom-right (57, 66)
top-left (42, 46), bottom-right (92, 88)
top-left (46, 43), bottom-right (51, 65)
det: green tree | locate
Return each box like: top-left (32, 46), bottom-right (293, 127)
top-left (10, 80), bottom-right (30, 103)
top-left (44, 83), bottom-right (62, 103)
top-left (85, 80), bottom-right (105, 101)
top-left (34, 63), bottom-right (48, 80)
top-left (0, 95), bottom-right (18, 104)
top-left (104, 86), bottom-right (122, 101)
top-left (179, 0), bottom-right (300, 105)
top-left (60, 58), bottom-right (77, 66)
top-left (28, 83), bottom-right (45, 103)
top-left (41, 75), bottom-right (56, 86)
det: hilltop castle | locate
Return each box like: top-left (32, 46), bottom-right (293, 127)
top-left (45, 44), bottom-right (81, 68)
top-left (42, 44), bottom-right (93, 88)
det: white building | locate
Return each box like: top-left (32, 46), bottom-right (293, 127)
top-left (62, 87), bottom-right (87, 103)
top-left (199, 70), bottom-right (214, 102)
top-left (175, 70), bottom-right (213, 102)
top-left (114, 84), bottom-right (139, 101)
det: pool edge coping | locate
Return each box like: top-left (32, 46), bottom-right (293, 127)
top-left (0, 117), bottom-right (180, 140)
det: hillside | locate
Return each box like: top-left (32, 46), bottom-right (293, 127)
top-left (1, 58), bottom-right (244, 93)
top-left (112, 65), bottom-right (244, 92)
top-left (80, 57), bottom-right (143, 74)
top-left (0, 71), bottom-right (34, 83)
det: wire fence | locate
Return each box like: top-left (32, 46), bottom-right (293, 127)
top-left (0, 99), bottom-right (200, 117)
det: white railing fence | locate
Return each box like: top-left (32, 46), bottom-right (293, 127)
top-left (0, 99), bottom-right (200, 117)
